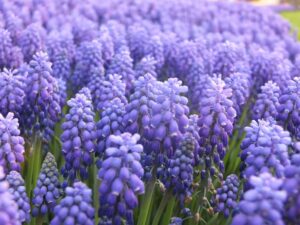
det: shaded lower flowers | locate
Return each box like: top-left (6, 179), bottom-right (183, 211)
top-left (50, 182), bottom-right (94, 225)
top-left (168, 134), bottom-right (195, 205)
top-left (232, 173), bottom-right (286, 225)
top-left (32, 152), bottom-right (60, 216)
top-left (6, 171), bottom-right (30, 222)
top-left (212, 174), bottom-right (240, 217)
top-left (98, 133), bottom-right (144, 225)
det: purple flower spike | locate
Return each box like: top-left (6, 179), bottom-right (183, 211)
top-left (198, 76), bottom-right (236, 179)
top-left (50, 182), bottom-right (94, 225)
top-left (0, 167), bottom-right (20, 225)
top-left (98, 133), bottom-right (144, 225)
top-left (61, 89), bottom-right (96, 184)
top-left (252, 81), bottom-right (280, 121)
top-left (150, 78), bottom-right (189, 181)
top-left (213, 174), bottom-right (240, 217)
top-left (168, 134), bottom-right (195, 205)
top-left (240, 120), bottom-right (291, 180)
top-left (6, 171), bottom-right (30, 222)
top-left (212, 41), bottom-right (248, 77)
top-left (0, 28), bottom-right (23, 69)
top-left (32, 152), bottom-right (60, 217)
top-left (107, 47), bottom-right (135, 94)
top-left (0, 112), bottom-right (24, 173)
top-left (18, 23), bottom-right (45, 62)
top-left (0, 69), bottom-right (25, 116)
top-left (72, 40), bottom-right (104, 90)
top-left (232, 173), bottom-right (286, 225)
top-left (88, 73), bottom-right (127, 112)
top-left (23, 51), bottom-right (61, 141)
top-left (225, 72), bottom-right (251, 117)
top-left (96, 97), bottom-right (126, 160)
top-left (98, 25), bottom-right (114, 64)
top-left (277, 77), bottom-right (300, 139)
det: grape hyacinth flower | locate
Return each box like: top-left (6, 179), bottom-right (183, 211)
top-left (88, 73), bottom-right (127, 112)
top-left (98, 25), bottom-right (114, 64)
top-left (0, 166), bottom-right (20, 225)
top-left (277, 76), bottom-right (300, 139)
top-left (6, 171), bottom-right (30, 222)
top-left (50, 182), bottom-right (94, 225)
top-left (186, 114), bottom-right (201, 164)
top-left (32, 152), bottom-right (60, 216)
top-left (61, 89), bottom-right (96, 184)
top-left (98, 133), bottom-right (144, 225)
top-left (107, 47), bottom-right (135, 94)
top-left (282, 153), bottom-right (300, 223)
top-left (169, 217), bottom-right (183, 225)
top-left (211, 41), bottom-right (248, 77)
top-left (225, 72), bottom-right (250, 117)
top-left (0, 112), bottom-right (25, 173)
top-left (252, 81), bottom-right (280, 120)
top-left (96, 97), bottom-right (126, 161)
top-left (18, 23), bottom-right (45, 62)
top-left (0, 69), bottom-right (25, 116)
top-left (198, 76), bottom-right (236, 179)
top-left (72, 40), bottom-right (104, 90)
top-left (168, 134), bottom-right (195, 205)
top-left (0, 29), bottom-right (14, 69)
top-left (151, 78), bottom-right (189, 180)
top-left (240, 120), bottom-right (291, 180)
top-left (232, 173), bottom-right (286, 225)
top-left (23, 51), bottom-right (61, 141)
top-left (213, 174), bottom-right (239, 217)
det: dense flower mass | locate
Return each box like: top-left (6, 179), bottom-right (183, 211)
top-left (232, 173), bottom-right (286, 225)
top-left (252, 81), bottom-right (280, 120)
top-left (0, 0), bottom-right (299, 224)
top-left (240, 120), bottom-right (291, 179)
top-left (98, 133), bottom-right (144, 225)
top-left (50, 182), bottom-right (94, 225)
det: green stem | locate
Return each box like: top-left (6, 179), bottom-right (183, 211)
top-left (26, 143), bottom-right (34, 197)
top-left (152, 191), bottom-right (172, 225)
top-left (93, 163), bottom-right (99, 225)
top-left (36, 215), bottom-right (44, 225)
top-left (32, 136), bottom-right (42, 189)
top-left (161, 196), bottom-right (176, 225)
top-left (137, 180), bottom-right (156, 225)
